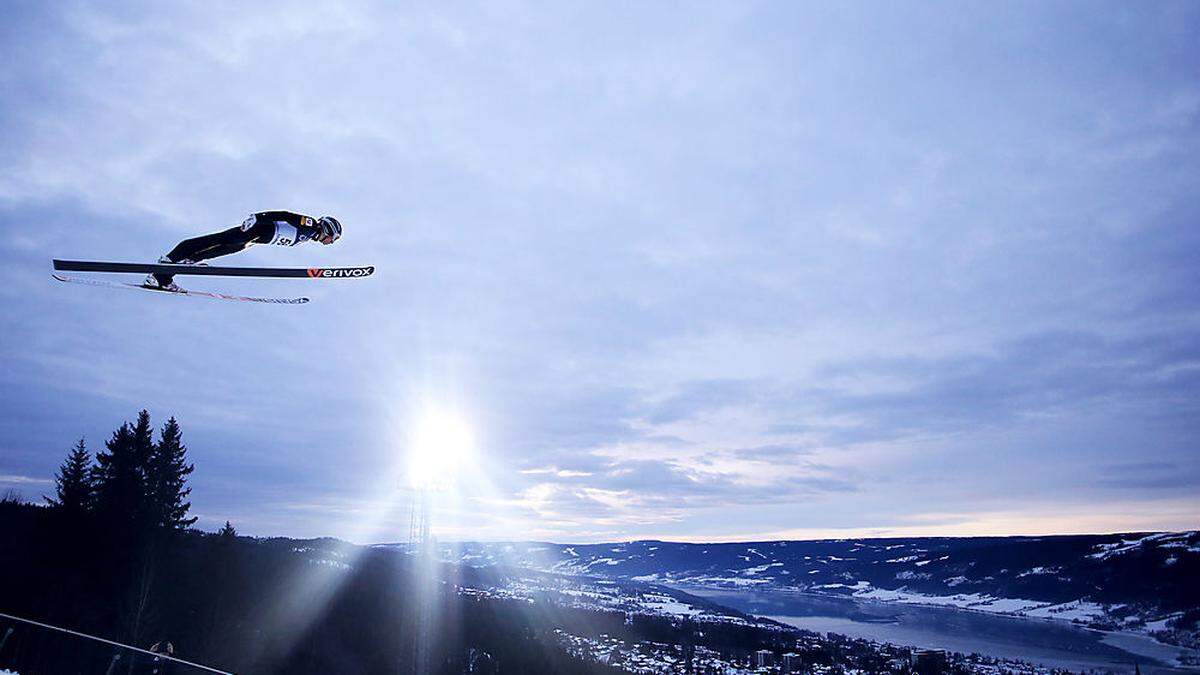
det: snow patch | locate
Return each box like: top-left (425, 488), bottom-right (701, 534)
top-left (1017, 566), bottom-right (1057, 577)
top-left (815, 580), bottom-right (871, 591)
top-left (1025, 601), bottom-right (1108, 623)
top-left (1088, 532), bottom-right (1192, 560)
top-left (746, 548), bottom-right (769, 560)
top-left (740, 562), bottom-right (783, 576)
top-left (688, 575), bottom-right (771, 587)
top-left (1145, 617), bottom-right (1173, 632)
top-left (642, 598), bottom-right (704, 617)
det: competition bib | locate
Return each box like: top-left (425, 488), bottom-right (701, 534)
top-left (269, 222), bottom-right (313, 246)
top-left (269, 223), bottom-right (299, 246)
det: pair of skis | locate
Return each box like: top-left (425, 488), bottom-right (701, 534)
top-left (51, 260), bottom-right (375, 304)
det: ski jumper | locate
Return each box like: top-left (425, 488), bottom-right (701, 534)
top-left (155, 211), bottom-right (322, 285)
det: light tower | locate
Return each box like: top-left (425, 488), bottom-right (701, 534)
top-left (403, 408), bottom-right (473, 554)
top-left (402, 408), bottom-right (473, 675)
top-left (407, 485), bottom-right (431, 554)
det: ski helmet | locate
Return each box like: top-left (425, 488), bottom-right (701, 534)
top-left (318, 215), bottom-right (342, 243)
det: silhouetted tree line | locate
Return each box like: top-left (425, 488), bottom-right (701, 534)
top-left (0, 411), bottom-right (203, 673)
top-left (47, 410), bottom-right (196, 533)
top-left (0, 412), bottom-right (631, 674)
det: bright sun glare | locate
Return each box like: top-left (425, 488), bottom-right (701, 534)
top-left (407, 410), bottom-right (474, 489)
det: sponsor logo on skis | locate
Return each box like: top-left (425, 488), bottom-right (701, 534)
top-left (306, 267), bottom-right (373, 278)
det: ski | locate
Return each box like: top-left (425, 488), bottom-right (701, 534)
top-left (52, 259), bottom-right (374, 279)
top-left (52, 274), bottom-right (309, 304)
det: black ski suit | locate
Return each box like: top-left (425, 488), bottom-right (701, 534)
top-left (155, 211), bottom-right (322, 285)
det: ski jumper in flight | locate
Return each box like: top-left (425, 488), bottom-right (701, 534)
top-left (147, 211), bottom-right (342, 290)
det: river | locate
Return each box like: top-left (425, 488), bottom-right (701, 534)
top-left (683, 587), bottom-right (1199, 674)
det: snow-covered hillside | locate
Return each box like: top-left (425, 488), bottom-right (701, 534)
top-left (376, 531), bottom-right (1200, 646)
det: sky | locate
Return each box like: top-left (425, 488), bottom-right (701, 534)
top-left (1, 1), bottom-right (1197, 543)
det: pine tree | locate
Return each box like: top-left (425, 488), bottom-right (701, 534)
top-left (93, 421), bottom-right (144, 529)
top-left (46, 437), bottom-right (93, 515)
top-left (218, 521), bottom-right (237, 540)
top-left (131, 409), bottom-right (155, 483)
top-left (146, 416), bottom-right (197, 530)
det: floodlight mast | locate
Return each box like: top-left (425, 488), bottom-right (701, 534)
top-left (401, 411), bottom-right (474, 675)
top-left (404, 410), bottom-right (472, 557)
top-left (402, 479), bottom-right (439, 675)
top-left (405, 427), bottom-right (463, 553)
top-left (407, 485), bottom-right (431, 553)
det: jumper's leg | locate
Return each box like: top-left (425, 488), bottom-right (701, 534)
top-left (165, 226), bottom-right (257, 263)
top-left (153, 225), bottom-right (266, 287)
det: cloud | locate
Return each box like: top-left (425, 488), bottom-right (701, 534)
top-left (642, 379), bottom-right (762, 425)
top-left (0, 474), bottom-right (52, 485)
top-left (1, 2), bottom-right (1198, 540)
top-left (1094, 462), bottom-right (1200, 491)
top-left (785, 328), bottom-right (1200, 445)
top-left (513, 455), bottom-right (859, 527)
top-left (729, 444), bottom-right (815, 461)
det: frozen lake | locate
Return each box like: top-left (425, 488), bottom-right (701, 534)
top-left (685, 588), bottom-right (1199, 674)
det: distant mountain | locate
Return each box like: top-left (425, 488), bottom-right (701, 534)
top-left (377, 531), bottom-right (1200, 642)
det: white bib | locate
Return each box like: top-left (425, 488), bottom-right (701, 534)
top-left (269, 222), bottom-right (300, 246)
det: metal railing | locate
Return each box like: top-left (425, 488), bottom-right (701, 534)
top-left (0, 611), bottom-right (233, 674)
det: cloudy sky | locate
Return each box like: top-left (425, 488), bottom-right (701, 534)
top-left (1, 2), bottom-right (1197, 543)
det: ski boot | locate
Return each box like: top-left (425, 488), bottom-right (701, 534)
top-left (143, 256), bottom-right (204, 292)
top-left (143, 274), bottom-right (181, 292)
